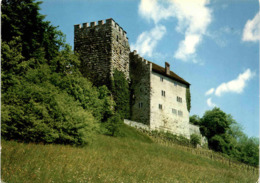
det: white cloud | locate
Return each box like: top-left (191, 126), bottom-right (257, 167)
top-left (174, 34), bottom-right (201, 61)
top-left (215, 69), bottom-right (255, 96)
top-left (172, 0), bottom-right (212, 61)
top-left (138, 0), bottom-right (174, 24)
top-left (131, 25), bottom-right (167, 57)
top-left (205, 88), bottom-right (215, 96)
top-left (207, 98), bottom-right (216, 108)
top-left (137, 0), bottom-right (212, 61)
top-left (242, 12), bottom-right (260, 42)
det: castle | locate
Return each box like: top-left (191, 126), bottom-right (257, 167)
top-left (74, 18), bottom-right (201, 139)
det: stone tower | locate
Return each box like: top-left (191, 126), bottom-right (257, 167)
top-left (74, 18), bottom-right (130, 87)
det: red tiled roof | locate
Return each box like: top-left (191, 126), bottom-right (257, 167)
top-left (150, 62), bottom-right (190, 86)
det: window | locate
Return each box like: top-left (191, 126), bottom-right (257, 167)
top-left (172, 108), bottom-right (177, 115)
top-left (116, 35), bottom-right (119, 42)
top-left (161, 90), bottom-right (166, 97)
top-left (120, 49), bottom-right (122, 54)
top-left (159, 104), bottom-right (163, 110)
top-left (139, 102), bottom-right (143, 108)
top-left (178, 110), bottom-right (183, 117)
top-left (177, 96), bottom-right (182, 103)
top-left (160, 77), bottom-right (164, 82)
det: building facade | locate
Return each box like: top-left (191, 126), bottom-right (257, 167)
top-left (75, 18), bottom-right (197, 139)
top-left (129, 51), bottom-right (190, 138)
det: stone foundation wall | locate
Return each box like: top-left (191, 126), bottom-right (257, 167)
top-left (189, 123), bottom-right (208, 145)
top-left (189, 123), bottom-right (201, 135)
top-left (129, 51), bottom-right (152, 125)
top-left (124, 119), bottom-right (150, 131)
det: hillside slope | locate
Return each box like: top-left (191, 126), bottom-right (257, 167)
top-left (2, 125), bottom-right (258, 183)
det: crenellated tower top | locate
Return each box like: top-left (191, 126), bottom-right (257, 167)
top-left (74, 18), bottom-right (128, 40)
top-left (74, 18), bottom-right (130, 87)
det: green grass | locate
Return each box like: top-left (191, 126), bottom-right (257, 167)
top-left (2, 124), bottom-right (258, 183)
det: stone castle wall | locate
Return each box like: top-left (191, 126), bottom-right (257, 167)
top-left (150, 72), bottom-right (190, 138)
top-left (110, 20), bottom-right (130, 80)
top-left (129, 51), bottom-right (152, 125)
top-left (74, 18), bottom-right (202, 140)
top-left (74, 18), bottom-right (130, 87)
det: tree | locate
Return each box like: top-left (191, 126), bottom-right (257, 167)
top-left (2, 0), bottom-right (64, 61)
top-left (200, 107), bottom-right (231, 139)
top-left (236, 136), bottom-right (259, 166)
top-left (189, 115), bottom-right (201, 125)
top-left (1, 0), bottom-right (115, 145)
top-left (199, 107), bottom-right (231, 152)
top-left (194, 108), bottom-right (258, 165)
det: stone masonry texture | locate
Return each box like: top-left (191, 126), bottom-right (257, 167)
top-left (74, 18), bottom-right (130, 87)
top-left (129, 51), bottom-right (152, 125)
top-left (74, 18), bottom-right (202, 139)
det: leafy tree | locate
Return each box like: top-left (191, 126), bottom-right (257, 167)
top-left (199, 107), bottom-right (232, 152)
top-left (198, 109), bottom-right (259, 166)
top-left (189, 115), bottom-right (201, 125)
top-left (1, 0), bottom-right (115, 145)
top-left (237, 136), bottom-right (259, 166)
top-left (2, 0), bottom-right (64, 61)
top-left (200, 107), bottom-right (231, 139)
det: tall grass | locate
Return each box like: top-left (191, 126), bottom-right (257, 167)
top-left (2, 125), bottom-right (258, 183)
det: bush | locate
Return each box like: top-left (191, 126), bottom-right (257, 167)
top-left (1, 78), bottom-right (98, 145)
top-left (104, 113), bottom-right (123, 137)
top-left (190, 134), bottom-right (201, 148)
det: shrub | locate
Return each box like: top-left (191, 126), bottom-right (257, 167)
top-left (1, 77), bottom-right (98, 145)
top-left (190, 134), bottom-right (201, 148)
top-left (104, 113), bottom-right (123, 137)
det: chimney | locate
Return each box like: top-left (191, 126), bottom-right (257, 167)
top-left (165, 62), bottom-right (170, 75)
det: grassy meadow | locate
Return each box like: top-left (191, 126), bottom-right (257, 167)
top-left (2, 124), bottom-right (258, 183)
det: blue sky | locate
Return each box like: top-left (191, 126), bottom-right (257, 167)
top-left (40, 0), bottom-right (259, 137)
